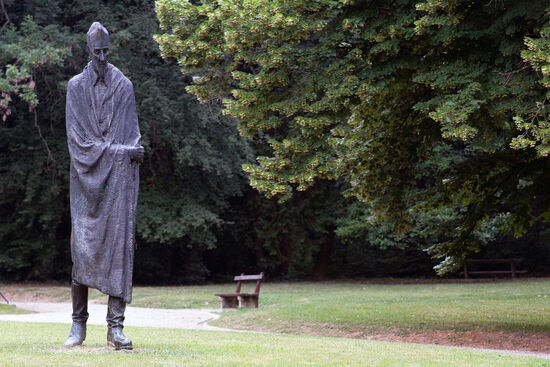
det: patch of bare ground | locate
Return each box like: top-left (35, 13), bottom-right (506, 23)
top-left (360, 329), bottom-right (550, 354)
top-left (0, 283), bottom-right (107, 303)
top-left (0, 283), bottom-right (70, 303)
top-left (226, 321), bottom-right (550, 354)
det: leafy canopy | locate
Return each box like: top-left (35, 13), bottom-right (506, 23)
top-left (156, 0), bottom-right (550, 271)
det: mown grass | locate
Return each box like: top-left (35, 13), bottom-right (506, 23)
top-left (0, 304), bottom-right (31, 315)
top-left (206, 280), bottom-right (550, 335)
top-left (4, 279), bottom-right (550, 335)
top-left (0, 321), bottom-right (547, 366)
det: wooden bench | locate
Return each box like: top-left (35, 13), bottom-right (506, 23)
top-left (461, 258), bottom-right (527, 279)
top-left (215, 272), bottom-right (263, 309)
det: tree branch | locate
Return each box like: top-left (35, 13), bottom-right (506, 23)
top-left (0, 0), bottom-right (10, 30)
top-left (33, 108), bottom-right (55, 169)
top-left (498, 64), bottom-right (530, 87)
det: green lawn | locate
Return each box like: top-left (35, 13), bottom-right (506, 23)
top-left (0, 321), bottom-right (547, 366)
top-left (126, 279), bottom-right (550, 337)
top-left (4, 279), bottom-right (550, 337)
top-left (0, 303), bottom-right (30, 315)
top-left (205, 280), bottom-right (550, 335)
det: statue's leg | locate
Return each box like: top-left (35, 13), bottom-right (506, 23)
top-left (106, 296), bottom-right (133, 350)
top-left (64, 280), bottom-right (88, 347)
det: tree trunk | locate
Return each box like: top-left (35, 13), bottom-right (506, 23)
top-left (313, 228), bottom-right (335, 280)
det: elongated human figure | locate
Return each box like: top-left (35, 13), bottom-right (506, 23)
top-left (65, 22), bottom-right (144, 350)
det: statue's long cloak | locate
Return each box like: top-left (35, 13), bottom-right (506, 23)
top-left (66, 62), bottom-right (140, 303)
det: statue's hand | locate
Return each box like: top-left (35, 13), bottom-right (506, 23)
top-left (130, 146), bottom-right (144, 163)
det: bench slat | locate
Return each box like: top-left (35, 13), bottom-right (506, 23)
top-left (466, 270), bottom-right (528, 275)
top-left (216, 293), bottom-right (259, 297)
top-left (465, 259), bottom-right (523, 264)
top-left (234, 274), bottom-right (263, 281)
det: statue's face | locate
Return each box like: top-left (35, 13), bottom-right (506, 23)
top-left (88, 40), bottom-right (110, 77)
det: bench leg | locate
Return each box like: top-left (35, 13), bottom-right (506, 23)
top-left (218, 296), bottom-right (239, 309)
top-left (237, 295), bottom-right (259, 308)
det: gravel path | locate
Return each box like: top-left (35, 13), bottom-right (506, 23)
top-left (0, 302), bottom-right (230, 331)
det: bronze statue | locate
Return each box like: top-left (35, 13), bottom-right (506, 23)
top-left (64, 22), bottom-right (144, 350)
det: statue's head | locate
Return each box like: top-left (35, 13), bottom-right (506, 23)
top-left (87, 22), bottom-right (110, 78)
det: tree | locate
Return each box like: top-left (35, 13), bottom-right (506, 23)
top-left (0, 0), bottom-right (358, 282)
top-left (155, 0), bottom-right (550, 273)
top-left (0, 15), bottom-right (75, 278)
top-left (0, 0), bottom-right (254, 281)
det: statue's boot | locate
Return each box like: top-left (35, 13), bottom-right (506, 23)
top-left (106, 296), bottom-right (133, 350)
top-left (64, 280), bottom-right (88, 347)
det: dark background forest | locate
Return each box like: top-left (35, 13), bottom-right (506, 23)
top-left (1, 0), bottom-right (549, 284)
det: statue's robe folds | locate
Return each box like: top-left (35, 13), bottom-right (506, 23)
top-left (66, 62), bottom-right (140, 304)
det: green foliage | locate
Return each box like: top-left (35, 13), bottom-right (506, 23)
top-left (0, 16), bottom-right (71, 116)
top-left (0, 0), bottom-right (358, 283)
top-left (511, 8), bottom-right (550, 157)
top-left (155, 0), bottom-right (354, 201)
top-left (0, 0), bottom-right (256, 282)
top-left (3, 0), bottom-right (549, 281)
top-left (223, 181), bottom-right (346, 279)
top-left (0, 15), bottom-right (75, 279)
top-left (156, 0), bottom-right (550, 272)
